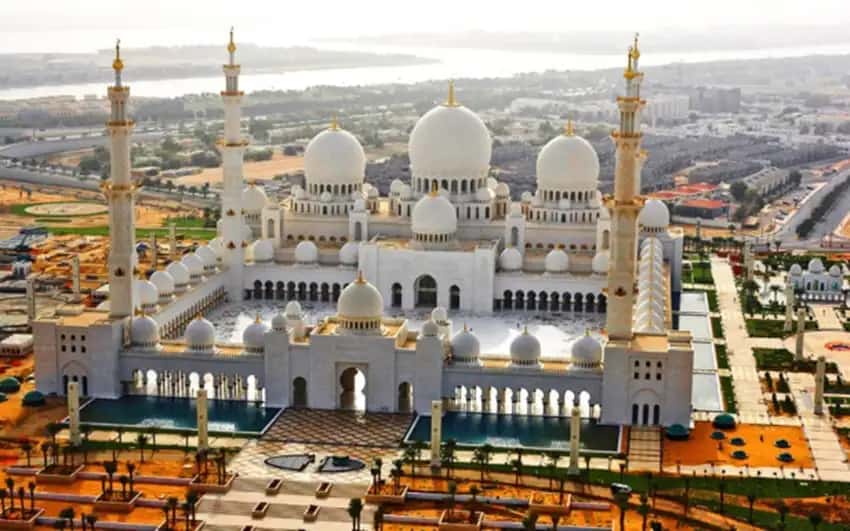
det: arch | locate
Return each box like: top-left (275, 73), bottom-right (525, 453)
top-left (574, 293), bottom-right (583, 312)
top-left (653, 404), bottom-right (660, 425)
top-left (414, 275), bottom-right (438, 308)
top-left (264, 281), bottom-right (274, 299)
top-left (267, 219), bottom-right (275, 239)
top-left (503, 290), bottom-right (513, 310)
top-left (292, 377), bottom-right (307, 407)
top-left (527, 291), bottom-right (537, 311)
top-left (585, 293), bottom-right (596, 312)
top-left (392, 282), bottom-right (403, 308)
top-left (597, 294), bottom-right (607, 313)
top-left (538, 291), bottom-right (548, 311)
top-left (550, 292), bottom-right (560, 312)
top-left (515, 290), bottom-right (525, 310)
top-left (602, 230), bottom-right (610, 250)
top-left (253, 280), bottom-right (262, 299)
top-left (354, 222), bottom-right (363, 242)
top-left (287, 281), bottom-right (296, 300)
top-left (632, 404), bottom-right (639, 424)
top-left (276, 281), bottom-right (285, 300)
top-left (398, 382), bottom-right (413, 413)
top-left (642, 404), bottom-right (650, 425)
top-left (450, 285), bottom-right (460, 310)
top-left (298, 282), bottom-right (307, 300)
top-left (510, 226), bottom-right (519, 247)
top-left (309, 282), bottom-right (318, 301)
top-left (339, 367), bottom-right (366, 411)
top-left (332, 283), bottom-right (342, 302)
top-left (320, 282), bottom-right (330, 302)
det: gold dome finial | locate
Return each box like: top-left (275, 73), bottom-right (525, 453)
top-left (523, 325), bottom-right (529, 335)
top-left (255, 312), bottom-right (262, 324)
top-left (624, 46), bottom-right (637, 80)
top-left (429, 180), bottom-right (439, 197)
top-left (446, 80), bottom-right (459, 107)
top-left (463, 322), bottom-right (468, 332)
top-left (330, 115), bottom-right (339, 131)
top-left (631, 32), bottom-right (640, 60)
top-left (112, 39), bottom-right (124, 72)
top-left (228, 27), bottom-right (237, 55)
top-left (564, 120), bottom-right (575, 136)
top-left (356, 270), bottom-right (365, 284)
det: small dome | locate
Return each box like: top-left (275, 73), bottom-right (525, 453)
top-left (185, 316), bottom-right (215, 352)
top-left (409, 95), bottom-right (491, 180)
top-left (544, 249), bottom-right (569, 274)
top-left (558, 198), bottom-right (571, 210)
top-left (304, 126), bottom-right (366, 187)
top-left (431, 307), bottom-right (448, 323)
top-left (495, 182), bottom-right (510, 197)
top-left (320, 191), bottom-right (332, 203)
top-left (807, 258), bottom-right (825, 274)
top-left (196, 245), bottom-right (218, 268)
top-left (295, 241), bottom-right (319, 264)
top-left (253, 239), bottom-right (274, 263)
top-left (150, 270), bottom-right (175, 296)
top-left (181, 253), bottom-right (204, 277)
top-left (390, 179), bottom-right (404, 194)
top-left (486, 177), bottom-right (498, 190)
top-left (476, 186), bottom-right (495, 202)
top-left (285, 301), bottom-right (303, 319)
top-left (353, 198), bottom-right (367, 212)
top-left (451, 325), bottom-right (480, 363)
top-left (242, 315), bottom-right (270, 352)
top-left (365, 184), bottom-right (379, 198)
top-left (271, 312), bottom-right (288, 332)
top-left (412, 193), bottom-right (457, 237)
top-left (339, 241), bottom-right (359, 266)
top-left (208, 237), bottom-right (224, 258)
top-left (829, 264), bottom-right (842, 277)
top-left (241, 224), bottom-right (253, 242)
top-left (421, 319), bottom-right (439, 337)
top-left (294, 187), bottom-right (307, 200)
top-left (592, 251), bottom-right (609, 274)
top-left (337, 272), bottom-right (384, 320)
top-left (536, 132), bottom-right (600, 192)
top-left (789, 263), bottom-right (803, 276)
top-left (166, 261), bottom-right (190, 286)
top-left (639, 199), bottom-right (670, 230)
top-left (499, 247), bottom-right (523, 271)
top-left (510, 328), bottom-right (541, 367)
top-left (135, 277), bottom-right (159, 306)
top-left (509, 202), bottom-right (523, 216)
top-left (571, 331), bottom-right (603, 369)
top-left (399, 184), bottom-right (413, 200)
top-left (241, 184), bottom-right (269, 213)
top-left (131, 314), bottom-right (159, 347)
top-left (520, 191), bottom-right (533, 203)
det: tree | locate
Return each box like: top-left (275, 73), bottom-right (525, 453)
top-left (135, 434), bottom-right (148, 463)
top-left (730, 181), bottom-right (749, 202)
top-left (511, 458), bottom-right (523, 486)
top-left (551, 514), bottom-right (561, 531)
top-left (347, 497), bottom-right (363, 531)
top-left (5, 479), bottom-right (14, 512)
top-left (373, 503), bottom-right (384, 531)
top-left (402, 446), bottom-right (417, 480)
top-left (185, 491), bottom-right (199, 524)
top-left (46, 422), bottom-right (61, 446)
top-left (0, 489), bottom-right (7, 518)
top-left (614, 491), bottom-right (630, 531)
top-left (447, 480), bottom-right (457, 518)
top-left (746, 492), bottom-right (757, 522)
top-left (468, 485), bottom-right (480, 506)
top-left (20, 441), bottom-right (32, 467)
top-left (808, 511), bottom-right (823, 530)
top-left (126, 462), bottom-right (136, 496)
top-left (522, 512), bottom-right (538, 531)
top-left (103, 461), bottom-right (117, 496)
top-left (167, 496), bottom-right (179, 527)
top-left (27, 482), bottom-right (35, 513)
top-left (59, 507), bottom-right (75, 531)
top-left (639, 493), bottom-right (649, 531)
top-left (84, 516), bottom-right (97, 530)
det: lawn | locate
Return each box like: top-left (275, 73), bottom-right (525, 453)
top-left (690, 289), bottom-right (719, 312)
top-left (48, 226), bottom-right (217, 239)
top-left (720, 376), bottom-right (737, 414)
top-left (715, 344), bottom-right (730, 370)
top-left (711, 317), bottom-right (724, 338)
top-left (753, 347), bottom-right (839, 373)
top-left (746, 319), bottom-right (817, 338)
top-left (686, 262), bottom-right (714, 285)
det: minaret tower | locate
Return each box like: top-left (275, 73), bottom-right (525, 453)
top-left (105, 40), bottom-right (136, 318)
top-left (219, 28), bottom-right (247, 301)
top-left (605, 34), bottom-right (646, 339)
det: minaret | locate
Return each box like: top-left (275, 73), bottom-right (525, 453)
top-left (219, 27), bottom-right (247, 301)
top-left (605, 34), bottom-right (646, 340)
top-left (104, 40), bottom-right (136, 319)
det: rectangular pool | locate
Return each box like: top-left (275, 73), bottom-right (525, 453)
top-left (405, 412), bottom-right (622, 454)
top-left (77, 395), bottom-right (281, 436)
top-left (678, 314), bottom-right (712, 340)
top-left (680, 291), bottom-right (709, 314)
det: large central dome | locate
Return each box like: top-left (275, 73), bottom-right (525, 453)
top-left (536, 125), bottom-right (600, 192)
top-left (409, 83), bottom-right (491, 180)
top-left (304, 121), bottom-right (366, 187)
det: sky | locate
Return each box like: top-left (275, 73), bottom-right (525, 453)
top-left (1, 0), bottom-right (849, 52)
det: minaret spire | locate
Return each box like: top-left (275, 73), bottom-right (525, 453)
top-left (446, 80), bottom-right (458, 107)
top-left (228, 27), bottom-right (236, 66)
top-left (112, 39), bottom-right (123, 87)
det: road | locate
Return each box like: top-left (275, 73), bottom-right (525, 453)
top-left (0, 131), bottom-right (163, 159)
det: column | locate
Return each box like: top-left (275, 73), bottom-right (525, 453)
top-left (71, 255), bottom-right (81, 301)
top-left (169, 223), bottom-right (177, 261)
top-left (26, 279), bottom-right (36, 320)
top-left (196, 389), bottom-right (209, 451)
top-left (783, 282), bottom-right (794, 332)
top-left (814, 356), bottom-right (825, 416)
top-left (430, 400), bottom-right (442, 467)
top-left (568, 406), bottom-right (581, 475)
top-left (151, 233), bottom-right (158, 271)
top-left (795, 307), bottom-right (806, 361)
top-left (68, 382), bottom-right (81, 446)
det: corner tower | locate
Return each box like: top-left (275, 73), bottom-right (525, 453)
top-left (105, 40), bottom-right (136, 318)
top-left (219, 28), bottom-right (247, 301)
top-left (605, 35), bottom-right (646, 340)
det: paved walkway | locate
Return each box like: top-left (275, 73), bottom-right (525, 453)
top-left (811, 304), bottom-right (844, 331)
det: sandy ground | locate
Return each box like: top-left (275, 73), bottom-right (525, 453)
top-left (47, 148), bottom-right (94, 168)
top-left (175, 152), bottom-right (304, 186)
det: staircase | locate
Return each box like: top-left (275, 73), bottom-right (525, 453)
top-left (627, 426), bottom-right (662, 472)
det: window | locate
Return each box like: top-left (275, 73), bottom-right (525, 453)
top-left (633, 372), bottom-right (639, 379)
top-left (656, 373), bottom-right (662, 380)
top-left (645, 373), bottom-right (650, 380)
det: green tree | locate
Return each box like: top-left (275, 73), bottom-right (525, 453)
top-left (347, 497), bottom-right (363, 531)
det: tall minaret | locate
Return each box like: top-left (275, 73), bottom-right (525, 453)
top-left (105, 40), bottom-right (136, 319)
top-left (605, 34), bottom-right (646, 340)
top-left (219, 28), bottom-right (247, 301)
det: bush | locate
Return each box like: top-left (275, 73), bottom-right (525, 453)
top-left (715, 344), bottom-right (730, 370)
top-left (720, 377), bottom-right (738, 414)
top-left (711, 317), bottom-right (724, 338)
top-left (746, 318), bottom-right (817, 338)
top-left (753, 347), bottom-right (839, 373)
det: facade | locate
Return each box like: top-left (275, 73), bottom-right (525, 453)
top-left (32, 35), bottom-right (694, 428)
top-left (788, 258), bottom-right (846, 302)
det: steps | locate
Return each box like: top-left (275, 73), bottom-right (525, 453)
top-left (627, 426), bottom-right (661, 472)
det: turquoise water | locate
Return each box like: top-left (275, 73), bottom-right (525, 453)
top-left (406, 412), bottom-right (621, 454)
top-left (78, 396), bottom-right (280, 435)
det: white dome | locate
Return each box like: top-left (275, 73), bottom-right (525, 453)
top-left (520, 191), bottom-right (533, 203)
top-left (592, 251), bottom-right (610, 274)
top-left (320, 191), bottom-right (332, 203)
top-left (253, 239), bottom-right (274, 263)
top-left (390, 179), bottom-right (404, 194)
top-left (150, 270), bottom-right (175, 296)
top-left (135, 277), bottom-right (159, 306)
top-left (421, 319), bottom-right (439, 337)
top-left (499, 247), bottom-right (523, 272)
top-left (185, 316), bottom-right (215, 352)
top-left (409, 95), bottom-right (491, 179)
top-left (639, 199), bottom-right (670, 230)
top-left (808, 258), bottom-right (825, 274)
top-left (510, 328), bottom-right (541, 367)
top-left (181, 253), bottom-right (204, 277)
top-left (495, 182), bottom-right (510, 197)
top-left (285, 301), bottom-right (303, 319)
top-left (412, 193), bottom-right (457, 236)
top-left (294, 187), bottom-right (307, 200)
top-left (399, 184), bottom-right (413, 200)
top-left (509, 202), bottom-right (523, 216)
top-left (294, 241), bottom-right (319, 264)
top-left (571, 331), bottom-right (602, 369)
top-left (241, 224), bottom-right (253, 242)
top-left (431, 307), bottom-right (448, 323)
top-left (544, 249), bottom-right (569, 273)
top-left (304, 126), bottom-right (366, 187)
top-left (353, 198), bottom-right (366, 212)
top-left (558, 198), bottom-right (571, 210)
top-left (166, 261), bottom-right (190, 286)
top-left (337, 273), bottom-right (384, 320)
top-left (451, 326), bottom-right (480, 363)
top-left (196, 245), bottom-right (217, 269)
top-left (241, 184), bottom-right (269, 213)
top-left (476, 186), bottom-right (495, 202)
top-left (365, 184), bottom-right (379, 198)
top-left (789, 263), bottom-right (803, 276)
top-left (829, 264), bottom-right (842, 277)
top-left (339, 241), bottom-right (359, 266)
top-left (271, 312), bottom-right (288, 332)
top-left (131, 314), bottom-right (159, 347)
top-left (536, 133), bottom-right (600, 191)
top-left (242, 315), bottom-right (270, 352)
top-left (208, 237), bottom-right (224, 258)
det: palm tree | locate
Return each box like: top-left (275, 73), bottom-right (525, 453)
top-left (20, 441), bottom-right (32, 467)
top-left (373, 457), bottom-right (383, 484)
top-left (126, 463), bottom-right (136, 495)
top-left (391, 459), bottom-right (402, 494)
top-left (0, 489), bottom-right (7, 518)
top-left (746, 492), bottom-right (757, 523)
top-left (103, 461), bottom-right (117, 496)
top-left (521, 512), bottom-right (538, 531)
top-left (46, 422), bottom-right (61, 446)
top-left (402, 445), bottom-right (417, 480)
top-left (808, 512), bottom-right (823, 530)
top-left (614, 491), bottom-right (630, 531)
top-left (447, 480), bottom-right (457, 518)
top-left (166, 496), bottom-right (179, 527)
top-left (718, 479), bottom-right (726, 514)
top-left (40, 442), bottom-right (50, 468)
top-left (16, 488), bottom-right (24, 518)
top-left (58, 507), bottom-right (75, 531)
top-left (347, 497), bottom-right (363, 531)
top-left (440, 440), bottom-right (456, 479)
top-left (373, 503), bottom-right (384, 531)
top-left (511, 458), bottom-right (522, 486)
top-left (53, 520), bottom-right (66, 531)
top-left (5, 479), bottom-right (14, 512)
top-left (27, 482), bottom-right (35, 513)
top-left (136, 434), bottom-right (148, 463)
top-left (638, 493), bottom-right (649, 531)
top-left (776, 500), bottom-right (789, 527)
top-left (185, 491), bottom-right (199, 524)
top-left (468, 485), bottom-right (480, 506)
top-left (149, 426), bottom-right (159, 451)
top-left (118, 475), bottom-right (128, 501)
top-left (84, 515), bottom-right (97, 530)
top-left (551, 514), bottom-right (561, 531)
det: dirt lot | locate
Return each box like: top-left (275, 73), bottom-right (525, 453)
top-left (176, 151), bottom-right (304, 186)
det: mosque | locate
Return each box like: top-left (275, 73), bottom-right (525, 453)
top-left (32, 33), bottom-right (694, 428)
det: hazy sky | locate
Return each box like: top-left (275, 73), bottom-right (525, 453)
top-left (2, 0), bottom-right (849, 48)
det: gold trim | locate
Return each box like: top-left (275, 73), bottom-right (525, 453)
top-left (227, 27), bottom-right (237, 55)
top-left (564, 120), bottom-right (575, 136)
top-left (445, 80), bottom-right (459, 107)
top-left (113, 39), bottom-right (124, 72)
top-left (220, 90), bottom-right (245, 97)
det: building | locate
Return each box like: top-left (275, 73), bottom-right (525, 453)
top-left (689, 87), bottom-right (741, 114)
top-left (673, 199), bottom-right (729, 220)
top-left (788, 258), bottom-right (846, 302)
top-left (32, 35), bottom-right (694, 428)
top-left (644, 94), bottom-right (690, 126)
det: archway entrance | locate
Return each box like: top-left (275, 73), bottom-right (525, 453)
top-left (415, 275), bottom-right (437, 308)
top-left (339, 367), bottom-right (366, 411)
top-left (398, 382), bottom-right (413, 413)
top-left (292, 377), bottom-right (307, 408)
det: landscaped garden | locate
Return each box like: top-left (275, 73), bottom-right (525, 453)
top-left (753, 348), bottom-right (839, 373)
top-left (746, 318), bottom-right (817, 338)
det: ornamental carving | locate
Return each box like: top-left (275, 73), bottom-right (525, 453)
top-left (115, 267), bottom-right (125, 277)
top-left (614, 286), bottom-right (627, 297)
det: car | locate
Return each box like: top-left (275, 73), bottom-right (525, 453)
top-left (610, 483), bottom-right (632, 496)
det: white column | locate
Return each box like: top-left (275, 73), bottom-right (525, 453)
top-left (71, 255), bottom-right (81, 300)
top-left (196, 389), bottom-right (209, 451)
top-left (25, 278), bottom-right (36, 320)
top-left (814, 356), bottom-right (825, 416)
top-left (430, 400), bottom-right (442, 467)
top-left (151, 233), bottom-right (158, 271)
top-left (784, 282), bottom-right (794, 332)
top-left (795, 307), bottom-right (806, 361)
top-left (169, 223), bottom-right (177, 261)
top-left (568, 406), bottom-right (581, 475)
top-left (68, 382), bottom-right (81, 446)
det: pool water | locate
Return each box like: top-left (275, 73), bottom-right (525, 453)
top-left (78, 395), bottom-right (281, 435)
top-left (405, 412), bottom-right (621, 454)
